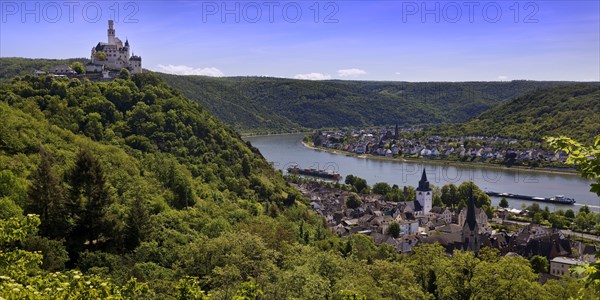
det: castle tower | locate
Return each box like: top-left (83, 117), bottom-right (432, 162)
top-left (462, 188), bottom-right (480, 254)
top-left (108, 20), bottom-right (116, 45)
top-left (416, 169), bottom-right (432, 214)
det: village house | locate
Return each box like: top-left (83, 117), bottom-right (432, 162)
top-left (549, 257), bottom-right (584, 277)
top-left (48, 65), bottom-right (76, 76)
top-left (430, 206), bottom-right (453, 224)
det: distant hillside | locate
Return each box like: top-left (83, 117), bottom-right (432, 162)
top-left (0, 58), bottom-right (584, 134)
top-left (432, 84), bottom-right (600, 143)
top-left (0, 57), bottom-right (89, 80)
top-left (158, 73), bottom-right (572, 133)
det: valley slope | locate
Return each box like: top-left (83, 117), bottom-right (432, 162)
top-left (431, 83), bottom-right (600, 143)
top-left (159, 73), bottom-right (573, 133)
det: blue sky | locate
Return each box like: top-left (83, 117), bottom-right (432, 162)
top-left (1, 0), bottom-right (599, 81)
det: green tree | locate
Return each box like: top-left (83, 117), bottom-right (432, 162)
top-left (233, 277), bottom-right (264, 300)
top-left (354, 177), bottom-right (369, 193)
top-left (345, 174), bottom-right (356, 186)
top-left (565, 209), bottom-right (575, 219)
top-left (436, 250), bottom-right (479, 300)
top-left (165, 162), bottom-right (196, 209)
top-left (176, 277), bottom-right (211, 300)
top-left (580, 205), bottom-right (591, 214)
top-left (124, 194), bottom-right (150, 251)
top-left (26, 149), bottom-right (69, 239)
top-left (409, 243), bottom-right (447, 294)
top-left (94, 51), bottom-right (107, 61)
top-left (372, 182), bottom-right (392, 195)
top-left (83, 112), bottom-right (104, 140)
top-left (346, 193), bottom-right (363, 209)
top-left (68, 149), bottom-right (113, 248)
top-left (529, 255), bottom-right (549, 273)
top-left (471, 256), bottom-right (542, 300)
top-left (386, 221), bottom-right (400, 238)
top-left (119, 68), bottom-right (131, 80)
top-left (441, 183), bottom-right (459, 208)
top-left (403, 185), bottom-right (417, 202)
top-left (242, 156), bottom-right (251, 178)
top-left (499, 197), bottom-right (509, 209)
top-left (70, 62), bottom-right (85, 74)
top-left (0, 170), bottom-right (28, 208)
top-left (547, 135), bottom-right (600, 196)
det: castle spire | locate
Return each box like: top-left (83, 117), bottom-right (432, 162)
top-left (108, 20), bottom-right (116, 45)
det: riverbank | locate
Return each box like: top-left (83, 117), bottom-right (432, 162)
top-left (241, 131), bottom-right (312, 138)
top-left (302, 141), bottom-right (579, 176)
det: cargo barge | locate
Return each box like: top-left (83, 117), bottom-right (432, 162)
top-left (485, 191), bottom-right (576, 205)
top-left (287, 166), bottom-right (342, 180)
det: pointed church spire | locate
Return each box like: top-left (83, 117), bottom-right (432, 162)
top-left (465, 186), bottom-right (477, 231)
top-left (417, 168), bottom-right (430, 191)
top-left (462, 184), bottom-right (480, 254)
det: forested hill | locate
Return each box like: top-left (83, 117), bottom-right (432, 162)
top-left (0, 72), bottom-right (307, 297)
top-left (432, 83), bottom-right (600, 143)
top-left (158, 73), bottom-right (571, 133)
top-left (0, 58), bottom-right (582, 134)
top-left (0, 72), bottom-right (597, 299)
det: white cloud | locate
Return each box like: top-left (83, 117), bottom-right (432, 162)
top-left (337, 68), bottom-right (367, 77)
top-left (395, 72), bottom-right (402, 75)
top-left (156, 64), bottom-right (224, 77)
top-left (498, 75), bottom-right (508, 80)
top-left (294, 73), bottom-right (331, 80)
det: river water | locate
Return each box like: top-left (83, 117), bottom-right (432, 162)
top-left (246, 134), bottom-right (600, 212)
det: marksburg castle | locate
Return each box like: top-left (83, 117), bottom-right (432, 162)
top-left (88, 20), bottom-right (142, 74)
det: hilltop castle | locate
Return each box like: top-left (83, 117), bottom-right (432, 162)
top-left (89, 20), bottom-right (142, 74)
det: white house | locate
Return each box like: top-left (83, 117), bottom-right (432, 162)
top-left (550, 257), bottom-right (584, 277)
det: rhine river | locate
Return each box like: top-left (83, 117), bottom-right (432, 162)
top-left (246, 134), bottom-right (600, 212)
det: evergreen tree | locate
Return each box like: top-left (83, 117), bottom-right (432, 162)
top-left (68, 149), bottom-right (113, 248)
top-left (124, 194), bottom-right (150, 251)
top-left (27, 149), bottom-right (68, 239)
top-left (499, 198), bottom-right (509, 209)
top-left (242, 156), bottom-right (251, 178)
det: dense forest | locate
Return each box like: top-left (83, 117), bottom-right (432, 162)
top-left (1, 72), bottom-right (597, 299)
top-left (430, 84), bottom-right (600, 143)
top-left (159, 74), bottom-right (572, 133)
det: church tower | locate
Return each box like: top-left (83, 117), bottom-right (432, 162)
top-left (462, 188), bottom-right (480, 254)
top-left (108, 20), bottom-right (116, 45)
top-left (416, 169), bottom-right (432, 214)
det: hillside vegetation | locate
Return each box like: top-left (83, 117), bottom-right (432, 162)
top-left (431, 84), bottom-right (600, 143)
top-left (0, 57), bottom-right (89, 79)
top-left (1, 73), bottom-right (596, 299)
top-left (159, 73), bottom-right (571, 133)
top-left (0, 58), bottom-right (584, 135)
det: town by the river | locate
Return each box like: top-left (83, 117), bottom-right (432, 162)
top-left (246, 134), bottom-right (600, 212)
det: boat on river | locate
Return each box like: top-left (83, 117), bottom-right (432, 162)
top-left (287, 165), bottom-right (342, 180)
top-left (485, 191), bottom-right (576, 204)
